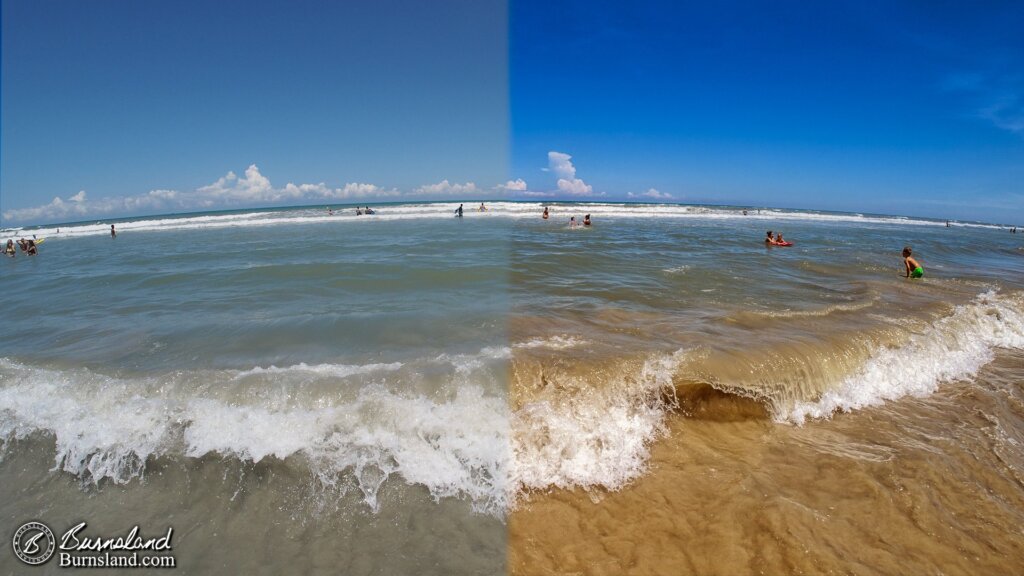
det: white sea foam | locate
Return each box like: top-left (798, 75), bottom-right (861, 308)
top-left (232, 362), bottom-right (404, 379)
top-left (510, 349), bottom-right (688, 496)
top-left (782, 290), bottom-right (1024, 424)
top-left (0, 358), bottom-right (509, 513)
top-left (0, 346), bottom-right (689, 514)
top-left (513, 335), bottom-right (589, 350)
top-left (4, 201), bottom-right (1004, 244)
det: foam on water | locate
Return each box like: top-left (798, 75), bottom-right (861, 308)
top-left (3, 290), bottom-right (1022, 512)
top-left (782, 290), bottom-right (1024, 424)
top-left (0, 346), bottom-right (690, 514)
top-left (510, 349), bottom-right (688, 496)
top-left (233, 362), bottom-right (404, 379)
top-left (0, 357), bottom-right (509, 513)
top-left (514, 335), bottom-right (589, 350)
top-left (4, 201), bottom-right (1006, 244)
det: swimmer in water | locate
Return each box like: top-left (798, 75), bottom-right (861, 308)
top-left (4, 240), bottom-right (15, 257)
top-left (775, 232), bottom-right (785, 244)
top-left (583, 214), bottom-right (591, 226)
top-left (110, 224), bottom-right (117, 238)
top-left (902, 246), bottom-right (924, 278)
top-left (356, 207), bottom-right (363, 215)
top-left (25, 240), bottom-right (37, 256)
top-left (542, 207), bottom-right (549, 219)
top-left (455, 204), bottom-right (464, 217)
top-left (570, 216), bottom-right (576, 228)
top-left (765, 230), bottom-right (774, 245)
top-left (479, 203), bottom-right (487, 212)
top-left (365, 206), bottom-right (375, 215)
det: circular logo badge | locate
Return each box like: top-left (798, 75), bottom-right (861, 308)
top-left (12, 521), bottom-right (56, 565)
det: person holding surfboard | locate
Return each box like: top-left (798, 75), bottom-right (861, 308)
top-left (455, 204), bottom-right (464, 218)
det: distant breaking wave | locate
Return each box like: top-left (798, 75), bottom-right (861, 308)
top-left (1, 202), bottom-right (1006, 243)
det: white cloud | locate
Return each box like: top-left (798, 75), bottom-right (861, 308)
top-left (547, 152), bottom-right (577, 180)
top-left (628, 188), bottom-right (675, 200)
top-left (495, 179), bottom-right (528, 192)
top-left (413, 179), bottom-right (480, 196)
top-left (548, 151), bottom-right (597, 196)
top-left (557, 178), bottom-right (594, 196)
top-left (2, 164), bottom-right (401, 223)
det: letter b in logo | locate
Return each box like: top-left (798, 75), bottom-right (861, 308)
top-left (12, 522), bottom-right (56, 565)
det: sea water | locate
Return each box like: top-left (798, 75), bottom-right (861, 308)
top-left (2, 202), bottom-right (1023, 574)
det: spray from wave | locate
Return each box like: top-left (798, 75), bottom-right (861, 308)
top-left (781, 290), bottom-right (1024, 424)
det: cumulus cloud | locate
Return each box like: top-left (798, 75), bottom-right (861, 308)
top-left (495, 179), bottom-right (528, 192)
top-left (2, 164), bottom-right (400, 223)
top-left (628, 188), bottom-right (675, 200)
top-left (548, 151), bottom-right (596, 196)
top-left (412, 180), bottom-right (480, 196)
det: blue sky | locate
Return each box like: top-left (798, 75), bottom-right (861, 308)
top-left (1, 0), bottom-right (509, 224)
top-left (512, 0), bottom-right (1024, 222)
top-left (3, 0), bottom-right (1022, 225)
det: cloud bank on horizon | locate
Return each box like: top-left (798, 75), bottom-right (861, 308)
top-left (2, 151), bottom-right (649, 224)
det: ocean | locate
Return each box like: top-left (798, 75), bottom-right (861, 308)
top-left (2, 201), bottom-right (1023, 574)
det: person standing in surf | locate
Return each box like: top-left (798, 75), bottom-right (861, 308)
top-left (455, 204), bottom-right (464, 218)
top-left (110, 224), bottom-right (117, 238)
top-left (902, 246), bottom-right (924, 278)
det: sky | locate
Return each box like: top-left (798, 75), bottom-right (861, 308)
top-left (2, 0), bottom-right (1023, 225)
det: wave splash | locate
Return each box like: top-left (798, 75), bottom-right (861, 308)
top-left (781, 290), bottom-right (1024, 424)
top-left (0, 346), bottom-right (684, 514)
top-left (3, 292), bottom-right (1022, 512)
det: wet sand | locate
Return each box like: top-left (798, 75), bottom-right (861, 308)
top-left (509, 353), bottom-right (1024, 575)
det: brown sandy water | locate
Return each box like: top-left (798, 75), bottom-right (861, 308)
top-left (509, 350), bottom-right (1024, 575)
top-left (505, 245), bottom-right (1024, 575)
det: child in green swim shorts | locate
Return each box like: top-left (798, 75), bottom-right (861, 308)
top-left (902, 246), bottom-right (924, 278)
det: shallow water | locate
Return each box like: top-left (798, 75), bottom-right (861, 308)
top-left (2, 202), bottom-right (1023, 573)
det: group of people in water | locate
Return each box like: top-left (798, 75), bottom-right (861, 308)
top-left (4, 237), bottom-right (39, 257)
top-left (541, 206), bottom-right (592, 227)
